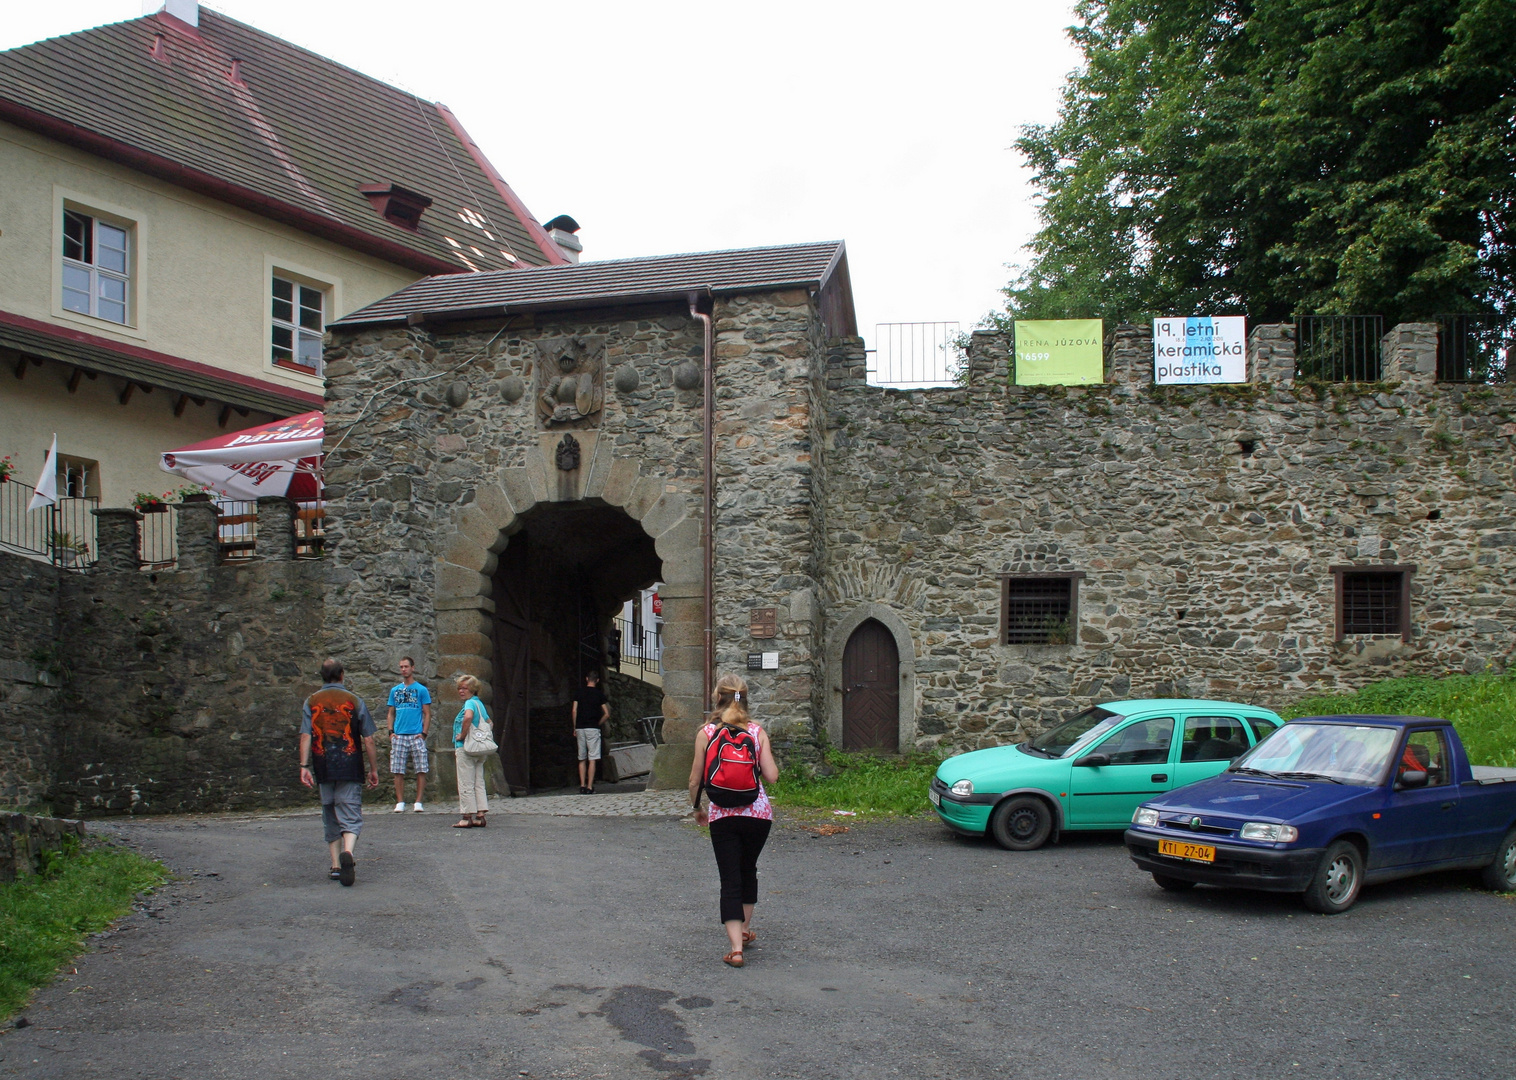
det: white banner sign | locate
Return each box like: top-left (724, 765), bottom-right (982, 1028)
top-left (1153, 316), bottom-right (1247, 384)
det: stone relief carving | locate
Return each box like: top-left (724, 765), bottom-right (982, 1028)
top-left (554, 433), bottom-right (581, 472)
top-left (535, 336), bottom-right (605, 429)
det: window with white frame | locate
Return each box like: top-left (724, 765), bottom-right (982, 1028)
top-left (271, 275), bottom-right (325, 375)
top-left (62, 209), bottom-right (130, 324)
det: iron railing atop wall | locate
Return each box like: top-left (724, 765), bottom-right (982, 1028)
top-left (1435, 314), bottom-right (1512, 384)
top-left (612, 615), bottom-right (662, 683)
top-left (0, 478), bottom-right (98, 567)
top-left (869, 322), bottom-right (964, 387)
top-left (1295, 315), bottom-right (1384, 382)
top-left (137, 504), bottom-right (178, 568)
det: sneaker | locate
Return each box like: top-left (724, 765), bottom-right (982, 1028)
top-left (339, 851), bottom-right (355, 887)
top-left (412, 802), bottom-right (424, 812)
top-left (392, 801), bottom-right (405, 813)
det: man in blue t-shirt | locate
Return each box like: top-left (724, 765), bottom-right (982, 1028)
top-left (386, 656), bottom-right (432, 812)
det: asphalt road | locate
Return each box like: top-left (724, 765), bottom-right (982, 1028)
top-left (1, 809), bottom-right (1512, 1080)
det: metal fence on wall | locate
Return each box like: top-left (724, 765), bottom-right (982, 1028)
top-left (1435, 314), bottom-right (1512, 384)
top-left (612, 614), bottom-right (661, 684)
top-left (869, 322), bottom-right (963, 387)
top-left (1295, 315), bottom-right (1384, 382)
top-left (0, 478), bottom-right (97, 567)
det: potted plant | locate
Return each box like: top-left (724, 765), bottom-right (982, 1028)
top-left (0, 455), bottom-right (13, 483)
top-left (133, 490), bottom-right (170, 513)
top-left (50, 530), bottom-right (85, 566)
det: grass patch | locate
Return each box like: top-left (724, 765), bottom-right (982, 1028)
top-left (1286, 673), bottom-right (1516, 767)
top-left (0, 837), bottom-right (168, 1019)
top-left (769, 749), bottom-right (943, 818)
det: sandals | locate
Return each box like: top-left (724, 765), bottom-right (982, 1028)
top-left (475, 815), bottom-right (487, 828)
top-left (452, 819), bottom-right (476, 828)
top-left (338, 851), bottom-right (355, 887)
top-left (742, 930), bottom-right (756, 946)
top-left (722, 950), bottom-right (744, 968)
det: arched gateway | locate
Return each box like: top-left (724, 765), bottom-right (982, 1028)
top-left (322, 243), bottom-right (860, 791)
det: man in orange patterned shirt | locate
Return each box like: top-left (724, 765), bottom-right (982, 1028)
top-left (298, 658), bottom-right (378, 885)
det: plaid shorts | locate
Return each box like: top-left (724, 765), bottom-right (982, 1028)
top-left (389, 733), bottom-right (429, 774)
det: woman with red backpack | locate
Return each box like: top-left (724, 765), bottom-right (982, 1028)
top-left (688, 673), bottom-right (779, 968)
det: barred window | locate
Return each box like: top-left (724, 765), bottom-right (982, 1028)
top-left (1331, 565), bottom-right (1414, 643)
top-left (1000, 573), bottom-right (1082, 645)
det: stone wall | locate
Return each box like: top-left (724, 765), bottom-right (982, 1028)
top-left (322, 292), bottom-right (831, 789)
top-left (0, 550), bottom-right (61, 807)
top-left (0, 812), bottom-right (86, 882)
top-left (822, 322), bottom-right (1516, 753)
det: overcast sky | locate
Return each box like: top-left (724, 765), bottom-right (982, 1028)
top-left (5, 1), bottom-right (1081, 352)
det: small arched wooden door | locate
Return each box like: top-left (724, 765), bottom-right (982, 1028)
top-left (842, 619), bottom-right (900, 751)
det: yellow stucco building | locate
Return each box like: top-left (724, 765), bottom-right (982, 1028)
top-left (0, 0), bottom-right (566, 510)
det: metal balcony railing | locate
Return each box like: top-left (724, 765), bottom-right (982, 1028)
top-left (0, 478), bottom-right (97, 567)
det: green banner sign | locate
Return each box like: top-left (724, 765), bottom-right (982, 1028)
top-left (1014, 319), bottom-right (1104, 385)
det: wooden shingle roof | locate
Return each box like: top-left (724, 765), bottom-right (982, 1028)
top-left (0, 9), bottom-right (565, 274)
top-left (331, 241), bottom-right (854, 331)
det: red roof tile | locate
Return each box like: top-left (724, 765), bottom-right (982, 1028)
top-left (0, 10), bottom-right (566, 273)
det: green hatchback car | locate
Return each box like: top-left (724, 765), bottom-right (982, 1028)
top-left (930, 699), bottom-right (1284, 850)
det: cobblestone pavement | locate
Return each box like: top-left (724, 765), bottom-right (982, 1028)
top-left (495, 789), bottom-right (692, 817)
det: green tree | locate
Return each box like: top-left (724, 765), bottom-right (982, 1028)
top-left (1002, 0), bottom-right (1516, 326)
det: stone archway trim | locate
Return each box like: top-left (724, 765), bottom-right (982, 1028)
top-left (430, 445), bottom-right (706, 743)
top-left (825, 602), bottom-right (917, 752)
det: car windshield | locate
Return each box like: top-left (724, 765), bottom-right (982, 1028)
top-left (1231, 722), bottom-right (1397, 785)
top-left (1026, 707), bottom-right (1122, 758)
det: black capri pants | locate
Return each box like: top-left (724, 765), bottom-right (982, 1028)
top-left (709, 815), bottom-right (772, 924)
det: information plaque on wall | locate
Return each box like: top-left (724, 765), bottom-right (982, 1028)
top-left (746, 652), bottom-right (780, 671)
top-left (749, 607), bottom-right (778, 638)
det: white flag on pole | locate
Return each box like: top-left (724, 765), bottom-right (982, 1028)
top-left (28, 435), bottom-right (58, 512)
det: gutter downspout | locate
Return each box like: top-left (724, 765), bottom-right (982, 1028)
top-left (688, 292), bottom-right (715, 717)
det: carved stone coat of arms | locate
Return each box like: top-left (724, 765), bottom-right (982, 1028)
top-left (535, 336), bottom-right (605, 430)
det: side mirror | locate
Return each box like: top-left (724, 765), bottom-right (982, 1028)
top-left (1073, 752), bottom-right (1111, 768)
top-left (1397, 769), bottom-right (1429, 790)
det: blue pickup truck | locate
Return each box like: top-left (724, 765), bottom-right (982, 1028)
top-left (1124, 715), bottom-right (1516, 913)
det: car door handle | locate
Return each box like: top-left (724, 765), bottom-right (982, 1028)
top-left (1440, 802), bottom-right (1455, 811)
top-left (1151, 774), bottom-right (1168, 783)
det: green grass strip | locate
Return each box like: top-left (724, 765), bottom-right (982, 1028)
top-left (769, 749), bottom-right (943, 818)
top-left (1285, 673), bottom-right (1516, 768)
top-left (0, 837), bottom-right (168, 1019)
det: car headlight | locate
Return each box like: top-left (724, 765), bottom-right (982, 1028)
top-left (1132, 807), bottom-right (1160, 827)
top-left (950, 779), bottom-right (974, 797)
top-left (1240, 822), bottom-right (1299, 843)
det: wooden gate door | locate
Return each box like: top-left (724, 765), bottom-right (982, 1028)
top-left (493, 613), bottom-right (531, 794)
top-left (842, 620), bottom-right (899, 751)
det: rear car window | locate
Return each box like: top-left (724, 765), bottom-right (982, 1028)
top-left (1180, 716), bottom-right (1247, 762)
top-left (1244, 716), bottom-right (1278, 742)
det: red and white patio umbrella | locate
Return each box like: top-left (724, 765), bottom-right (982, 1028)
top-left (160, 411), bottom-right (323, 501)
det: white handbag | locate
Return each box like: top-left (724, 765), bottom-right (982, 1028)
top-left (462, 703), bottom-right (498, 757)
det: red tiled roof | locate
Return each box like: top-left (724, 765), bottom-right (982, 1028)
top-left (0, 10), bottom-right (566, 274)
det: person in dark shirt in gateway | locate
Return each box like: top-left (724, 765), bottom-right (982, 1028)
top-left (298, 658), bottom-right (378, 886)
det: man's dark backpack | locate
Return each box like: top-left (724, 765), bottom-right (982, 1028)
top-left (701, 724), bottom-right (761, 808)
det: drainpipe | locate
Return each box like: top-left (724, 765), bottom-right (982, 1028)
top-left (688, 292), bottom-right (715, 717)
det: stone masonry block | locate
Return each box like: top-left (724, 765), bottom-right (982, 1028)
top-left (658, 546), bottom-right (703, 585)
top-left (473, 482), bottom-right (517, 538)
top-left (435, 561), bottom-right (489, 601)
top-left (654, 516), bottom-right (701, 559)
top-left (660, 645), bottom-right (704, 677)
top-left (524, 445), bottom-right (550, 502)
top-left (436, 654), bottom-right (492, 682)
top-left (499, 467), bottom-right (538, 517)
top-left (661, 669), bottom-right (706, 700)
top-left (660, 594), bottom-right (705, 626)
top-left (175, 500), bottom-right (221, 573)
top-left (437, 633), bottom-right (493, 660)
top-left (601, 456), bottom-right (640, 508)
top-left (581, 435), bottom-right (615, 498)
top-left (92, 508), bottom-right (141, 574)
top-left (658, 619), bottom-right (706, 649)
top-left (455, 505), bottom-right (499, 552)
top-left (436, 608), bottom-right (491, 637)
top-left (443, 532), bottom-right (496, 575)
top-left (640, 493), bottom-right (688, 539)
top-left (255, 497), bottom-right (296, 561)
top-left (626, 475), bottom-right (665, 522)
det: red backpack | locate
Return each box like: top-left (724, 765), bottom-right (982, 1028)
top-left (702, 724), bottom-right (761, 808)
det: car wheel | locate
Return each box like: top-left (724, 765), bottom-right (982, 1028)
top-left (1302, 840), bottom-right (1364, 914)
top-left (1152, 873), bottom-right (1196, 892)
top-left (989, 796), bottom-right (1052, 851)
top-left (1481, 826), bottom-right (1516, 892)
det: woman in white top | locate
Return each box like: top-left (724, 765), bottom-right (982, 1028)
top-left (688, 673), bottom-right (779, 967)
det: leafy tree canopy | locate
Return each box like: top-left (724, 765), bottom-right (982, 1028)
top-left (1000, 0), bottom-right (1516, 326)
